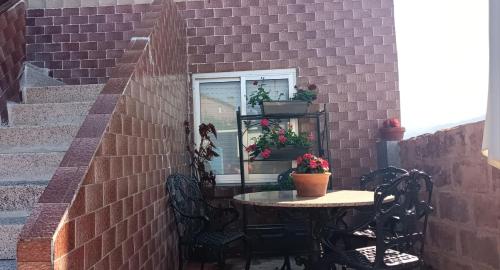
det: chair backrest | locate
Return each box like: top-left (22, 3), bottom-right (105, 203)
top-left (360, 166), bottom-right (408, 191)
top-left (166, 173), bottom-right (207, 241)
top-left (277, 168), bottom-right (296, 191)
top-left (372, 173), bottom-right (434, 268)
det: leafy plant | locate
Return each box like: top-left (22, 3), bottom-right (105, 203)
top-left (295, 153), bottom-right (330, 174)
top-left (291, 84), bottom-right (318, 104)
top-left (248, 80), bottom-right (271, 108)
top-left (246, 119), bottom-right (311, 160)
top-left (184, 121), bottom-right (219, 188)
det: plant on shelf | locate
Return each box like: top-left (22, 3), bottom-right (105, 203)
top-left (380, 117), bottom-right (405, 141)
top-left (291, 84), bottom-right (318, 104)
top-left (247, 80), bottom-right (318, 115)
top-left (245, 119), bottom-right (311, 160)
top-left (247, 80), bottom-right (272, 109)
top-left (184, 121), bottom-right (219, 190)
top-left (292, 153), bottom-right (331, 197)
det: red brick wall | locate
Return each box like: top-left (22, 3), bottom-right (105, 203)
top-left (17, 0), bottom-right (189, 269)
top-left (0, 0), bottom-right (25, 122)
top-left (25, 3), bottom-right (159, 84)
top-left (400, 121), bottom-right (500, 270)
top-left (177, 0), bottom-right (400, 187)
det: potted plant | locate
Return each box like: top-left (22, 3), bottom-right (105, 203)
top-left (246, 119), bottom-right (311, 161)
top-left (380, 117), bottom-right (405, 141)
top-left (184, 121), bottom-right (219, 197)
top-left (292, 153), bottom-right (331, 197)
top-left (248, 81), bottom-right (318, 115)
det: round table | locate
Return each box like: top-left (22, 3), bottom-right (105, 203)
top-left (233, 190), bottom-right (383, 208)
top-left (233, 190), bottom-right (388, 270)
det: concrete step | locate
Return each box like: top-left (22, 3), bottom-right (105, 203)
top-left (23, 84), bottom-right (103, 104)
top-left (0, 181), bottom-right (47, 211)
top-left (0, 260), bottom-right (15, 270)
top-left (7, 102), bottom-right (93, 126)
top-left (0, 152), bottom-right (65, 181)
top-left (0, 211), bottom-right (29, 260)
top-left (20, 62), bottom-right (65, 89)
top-left (0, 124), bottom-right (80, 154)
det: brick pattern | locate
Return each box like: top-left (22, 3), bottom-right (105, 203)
top-left (400, 121), bottom-right (500, 270)
top-left (0, 0), bottom-right (25, 122)
top-left (25, 3), bottom-right (160, 85)
top-left (177, 0), bottom-right (400, 186)
top-left (26, 0), bottom-right (154, 9)
top-left (17, 0), bottom-right (189, 269)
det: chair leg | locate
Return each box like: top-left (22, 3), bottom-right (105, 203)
top-left (217, 246), bottom-right (226, 270)
top-left (178, 243), bottom-right (184, 270)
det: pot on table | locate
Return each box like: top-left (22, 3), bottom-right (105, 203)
top-left (292, 172), bottom-right (331, 197)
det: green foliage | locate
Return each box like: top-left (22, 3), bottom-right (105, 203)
top-left (291, 84), bottom-right (318, 104)
top-left (248, 81), bottom-right (271, 108)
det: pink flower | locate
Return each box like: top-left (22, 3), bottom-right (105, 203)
top-left (321, 159), bottom-right (329, 171)
top-left (278, 129), bottom-right (285, 135)
top-left (303, 153), bottom-right (313, 160)
top-left (260, 119), bottom-right (269, 127)
top-left (278, 135), bottom-right (287, 144)
top-left (309, 160), bottom-right (318, 169)
top-left (261, 148), bottom-right (272, 159)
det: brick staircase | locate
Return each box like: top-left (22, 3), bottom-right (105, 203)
top-left (0, 83), bottom-right (103, 268)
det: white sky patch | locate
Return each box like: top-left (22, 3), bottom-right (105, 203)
top-left (394, 0), bottom-right (489, 138)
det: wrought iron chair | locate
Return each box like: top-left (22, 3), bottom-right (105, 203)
top-left (320, 172), bottom-right (434, 270)
top-left (166, 173), bottom-right (246, 270)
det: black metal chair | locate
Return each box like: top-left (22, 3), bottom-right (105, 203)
top-left (320, 172), bottom-right (434, 270)
top-left (360, 166), bottom-right (409, 191)
top-left (166, 173), bottom-right (247, 270)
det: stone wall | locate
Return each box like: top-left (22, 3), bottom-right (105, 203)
top-left (178, 0), bottom-right (401, 187)
top-left (26, 0), bottom-right (154, 9)
top-left (399, 121), bottom-right (500, 270)
top-left (25, 3), bottom-right (159, 84)
top-left (17, 0), bottom-right (189, 269)
top-left (0, 0), bottom-right (25, 122)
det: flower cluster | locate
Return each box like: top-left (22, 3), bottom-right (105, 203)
top-left (246, 119), bottom-right (311, 160)
top-left (296, 153), bottom-right (330, 174)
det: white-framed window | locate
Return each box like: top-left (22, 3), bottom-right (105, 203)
top-left (192, 69), bottom-right (297, 185)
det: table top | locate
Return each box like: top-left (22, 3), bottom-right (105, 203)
top-left (233, 190), bottom-right (384, 208)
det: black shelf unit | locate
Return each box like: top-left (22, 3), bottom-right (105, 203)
top-left (236, 104), bottom-right (330, 194)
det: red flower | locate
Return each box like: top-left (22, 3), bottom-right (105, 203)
top-left (261, 148), bottom-right (272, 159)
top-left (278, 128), bottom-right (285, 135)
top-left (260, 119), bottom-right (270, 127)
top-left (308, 84), bottom-right (317, 90)
top-left (278, 135), bottom-right (287, 144)
top-left (245, 144), bottom-right (257, 152)
top-left (309, 160), bottom-right (318, 169)
top-left (253, 81), bottom-right (258, 85)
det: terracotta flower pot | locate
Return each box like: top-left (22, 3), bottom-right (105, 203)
top-left (292, 172), bottom-right (331, 197)
top-left (380, 127), bottom-right (406, 141)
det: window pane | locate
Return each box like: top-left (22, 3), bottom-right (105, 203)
top-left (200, 81), bottom-right (241, 175)
top-left (246, 79), bottom-right (289, 115)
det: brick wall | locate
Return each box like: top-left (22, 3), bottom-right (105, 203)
top-left (0, 0), bottom-right (25, 122)
top-left (178, 0), bottom-right (400, 187)
top-left (25, 3), bottom-right (159, 84)
top-left (17, 0), bottom-right (189, 269)
top-left (400, 121), bottom-right (500, 270)
top-left (26, 0), bottom-right (155, 9)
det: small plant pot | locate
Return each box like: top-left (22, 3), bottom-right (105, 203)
top-left (268, 145), bottom-right (309, 160)
top-left (292, 172), bottom-right (331, 197)
top-left (262, 101), bottom-right (309, 115)
top-left (380, 127), bottom-right (406, 141)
